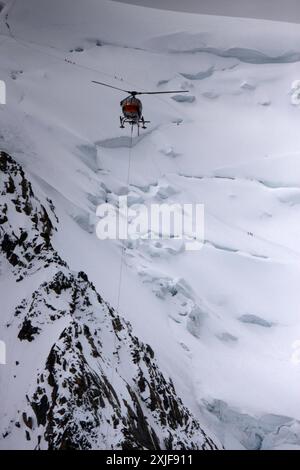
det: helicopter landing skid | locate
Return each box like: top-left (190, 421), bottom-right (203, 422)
top-left (120, 117), bottom-right (150, 134)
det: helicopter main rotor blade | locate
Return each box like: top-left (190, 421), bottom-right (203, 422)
top-left (135, 90), bottom-right (189, 95)
top-left (91, 80), bottom-right (189, 96)
top-left (91, 80), bottom-right (131, 94)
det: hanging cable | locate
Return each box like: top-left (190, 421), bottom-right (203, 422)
top-left (116, 124), bottom-right (133, 312)
top-left (105, 123), bottom-right (133, 447)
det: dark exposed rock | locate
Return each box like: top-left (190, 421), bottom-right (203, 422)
top-left (18, 319), bottom-right (40, 342)
top-left (22, 412), bottom-right (33, 429)
top-left (31, 395), bottom-right (49, 426)
top-left (0, 151), bottom-right (65, 277)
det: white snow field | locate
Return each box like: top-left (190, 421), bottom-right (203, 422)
top-left (1, 0), bottom-right (300, 450)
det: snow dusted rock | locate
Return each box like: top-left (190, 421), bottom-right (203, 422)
top-left (290, 80), bottom-right (300, 105)
top-left (24, 285), bottom-right (216, 450)
top-left (0, 152), bottom-right (218, 450)
top-left (0, 151), bottom-right (64, 281)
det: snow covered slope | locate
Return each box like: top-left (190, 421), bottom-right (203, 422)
top-left (1, 0), bottom-right (300, 450)
top-left (0, 150), bottom-right (218, 450)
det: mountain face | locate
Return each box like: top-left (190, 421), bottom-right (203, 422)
top-left (1, 0), bottom-right (300, 451)
top-left (0, 151), bottom-right (218, 450)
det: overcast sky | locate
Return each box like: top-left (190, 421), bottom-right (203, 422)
top-left (111, 0), bottom-right (300, 24)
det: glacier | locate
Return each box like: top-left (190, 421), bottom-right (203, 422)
top-left (0, 0), bottom-right (300, 450)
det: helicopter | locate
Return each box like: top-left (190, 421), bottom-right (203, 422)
top-left (91, 80), bottom-right (189, 135)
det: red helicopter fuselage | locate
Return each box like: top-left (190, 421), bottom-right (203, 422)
top-left (120, 96), bottom-right (142, 121)
top-left (119, 95), bottom-right (148, 134)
